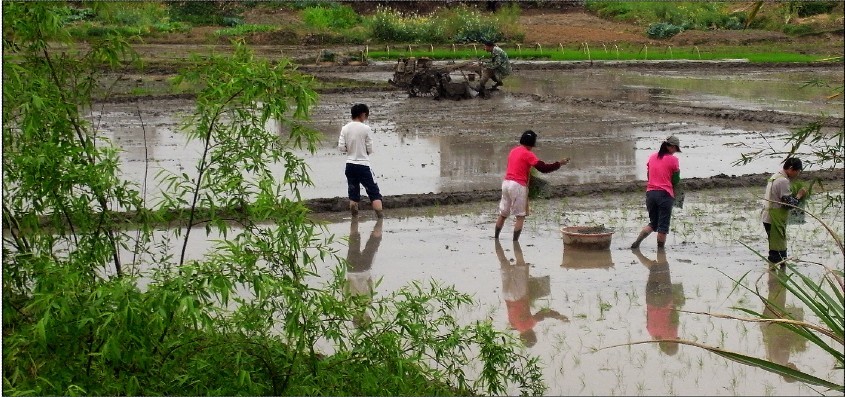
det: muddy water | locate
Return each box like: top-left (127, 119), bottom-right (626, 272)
top-left (96, 67), bottom-right (841, 203)
top-left (128, 183), bottom-right (843, 395)
top-left (304, 184), bottom-right (844, 396)
top-left (321, 66), bottom-right (845, 117)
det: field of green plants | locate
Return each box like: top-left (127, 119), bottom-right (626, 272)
top-left (365, 44), bottom-right (831, 63)
top-left (51, 1), bottom-right (844, 45)
top-left (585, 0), bottom-right (843, 38)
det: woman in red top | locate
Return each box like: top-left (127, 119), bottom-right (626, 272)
top-left (631, 135), bottom-right (682, 249)
top-left (494, 130), bottom-right (569, 241)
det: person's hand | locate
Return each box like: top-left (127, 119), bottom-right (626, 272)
top-left (797, 187), bottom-right (808, 200)
top-left (560, 158), bottom-right (570, 165)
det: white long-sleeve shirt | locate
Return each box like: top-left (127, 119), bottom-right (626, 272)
top-left (338, 121), bottom-right (373, 166)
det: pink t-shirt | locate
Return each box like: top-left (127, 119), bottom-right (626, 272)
top-left (505, 145), bottom-right (539, 186)
top-left (646, 152), bottom-right (680, 197)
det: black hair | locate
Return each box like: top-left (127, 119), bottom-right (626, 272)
top-left (657, 141), bottom-right (672, 159)
top-left (482, 40), bottom-right (495, 46)
top-left (519, 130), bottom-right (537, 147)
top-left (783, 157), bottom-right (803, 171)
top-left (351, 103), bottom-right (369, 119)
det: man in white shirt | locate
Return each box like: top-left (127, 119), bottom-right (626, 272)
top-left (338, 103), bottom-right (384, 218)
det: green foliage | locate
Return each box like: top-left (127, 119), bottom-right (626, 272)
top-left (367, 5), bottom-right (519, 44)
top-left (214, 24), bottom-right (278, 38)
top-left (366, 45), bottom-right (827, 63)
top-left (647, 22), bottom-right (684, 39)
top-left (54, 6), bottom-right (96, 23)
top-left (793, 1), bottom-right (839, 17)
top-left (3, 3), bottom-right (546, 396)
top-left (587, 1), bottom-right (761, 33)
top-left (168, 0), bottom-right (243, 26)
top-left (301, 3), bottom-right (360, 30)
top-left (58, 2), bottom-right (191, 39)
top-left (782, 23), bottom-right (814, 36)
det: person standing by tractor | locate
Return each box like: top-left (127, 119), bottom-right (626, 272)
top-left (761, 157), bottom-right (807, 266)
top-left (338, 103), bottom-right (384, 218)
top-left (495, 130), bottom-right (569, 241)
top-left (630, 135), bottom-right (682, 250)
top-left (478, 40), bottom-right (511, 98)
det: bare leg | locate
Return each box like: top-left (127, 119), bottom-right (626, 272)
top-left (656, 232), bottom-right (667, 249)
top-left (349, 200), bottom-right (359, 217)
top-left (513, 215), bottom-right (525, 241)
top-left (630, 226), bottom-right (653, 249)
top-left (495, 215), bottom-right (506, 239)
top-left (372, 199), bottom-right (383, 218)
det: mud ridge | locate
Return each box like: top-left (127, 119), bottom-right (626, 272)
top-left (304, 169), bottom-right (844, 214)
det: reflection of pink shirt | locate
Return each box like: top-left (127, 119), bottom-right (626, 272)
top-left (505, 145), bottom-right (539, 186)
top-left (646, 152), bottom-right (680, 197)
top-left (647, 304), bottom-right (678, 340)
top-left (506, 298), bottom-right (537, 332)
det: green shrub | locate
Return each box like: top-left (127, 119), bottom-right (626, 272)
top-left (367, 5), bottom-right (515, 44)
top-left (301, 4), bottom-right (359, 30)
top-left (152, 21), bottom-right (192, 34)
top-left (794, 1), bottom-right (839, 17)
top-left (55, 6), bottom-right (96, 24)
top-left (94, 1), bottom-right (170, 27)
top-left (647, 22), bottom-right (684, 39)
top-left (440, 5), bottom-right (503, 43)
top-left (589, 1), bottom-right (758, 31)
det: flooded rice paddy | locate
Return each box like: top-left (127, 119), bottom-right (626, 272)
top-left (141, 184), bottom-right (843, 396)
top-left (97, 66), bottom-right (843, 202)
top-left (93, 64), bottom-right (844, 395)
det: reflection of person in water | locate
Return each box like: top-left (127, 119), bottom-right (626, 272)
top-left (345, 218), bottom-right (383, 326)
top-left (496, 240), bottom-right (568, 347)
top-left (633, 248), bottom-right (680, 355)
top-left (761, 269), bottom-right (806, 382)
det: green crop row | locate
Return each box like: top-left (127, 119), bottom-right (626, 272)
top-left (366, 46), bottom-right (831, 63)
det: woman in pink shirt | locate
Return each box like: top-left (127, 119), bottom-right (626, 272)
top-left (631, 135), bottom-right (682, 249)
top-left (495, 130), bottom-right (569, 241)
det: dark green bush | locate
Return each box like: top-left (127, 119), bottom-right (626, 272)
top-left (647, 22), bottom-right (684, 39)
top-left (794, 1), bottom-right (839, 17)
top-left (169, 1), bottom-right (242, 26)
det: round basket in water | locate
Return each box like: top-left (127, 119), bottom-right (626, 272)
top-left (560, 226), bottom-right (614, 250)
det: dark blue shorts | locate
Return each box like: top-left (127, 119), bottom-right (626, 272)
top-left (345, 163), bottom-right (382, 202)
top-left (646, 189), bottom-right (674, 234)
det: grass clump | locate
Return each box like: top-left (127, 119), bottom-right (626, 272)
top-left (301, 3), bottom-right (360, 30)
top-left (214, 23), bottom-right (277, 38)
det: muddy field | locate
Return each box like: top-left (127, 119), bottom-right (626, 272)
top-left (95, 63), bottom-right (843, 207)
top-left (91, 61), bottom-right (844, 395)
